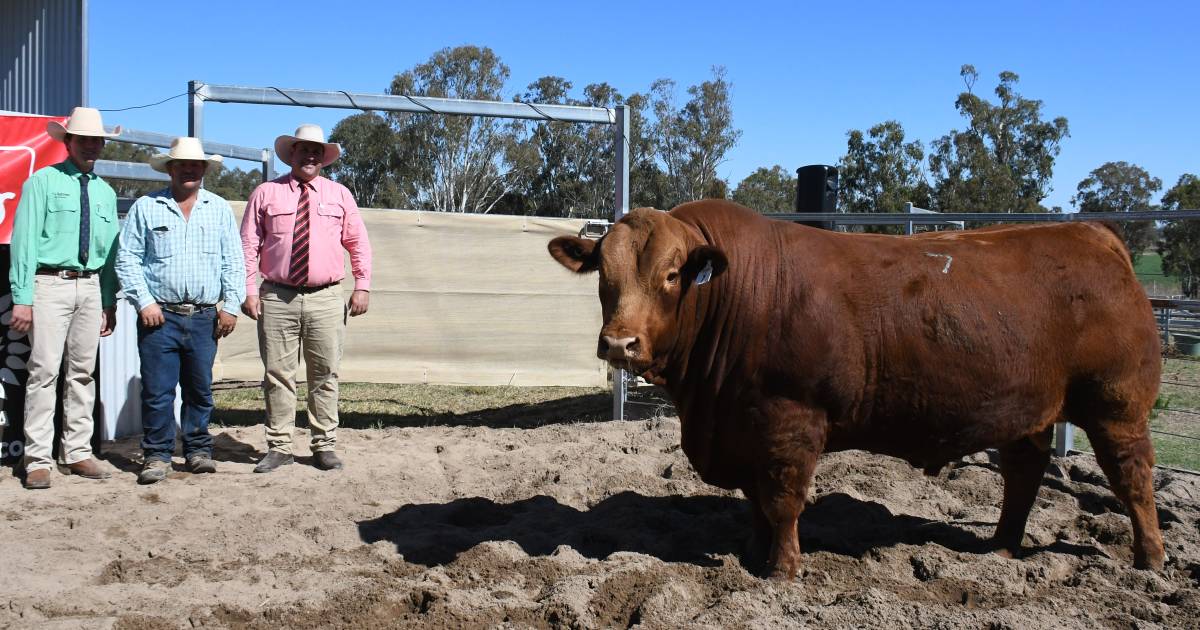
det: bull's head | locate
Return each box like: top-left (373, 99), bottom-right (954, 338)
top-left (548, 208), bottom-right (727, 376)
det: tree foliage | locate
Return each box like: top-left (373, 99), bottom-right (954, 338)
top-left (1159, 174), bottom-right (1200, 296)
top-left (928, 65), bottom-right (1069, 213)
top-left (838, 120), bottom-right (932, 217)
top-left (503, 77), bottom-right (625, 218)
top-left (388, 45), bottom-right (519, 213)
top-left (204, 164), bottom-right (262, 201)
top-left (328, 112), bottom-right (404, 208)
top-left (321, 50), bottom-right (742, 217)
top-left (649, 67), bottom-right (741, 207)
top-left (732, 166), bottom-right (794, 213)
top-left (1073, 161), bottom-right (1161, 260)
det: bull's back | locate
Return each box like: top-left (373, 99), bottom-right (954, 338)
top-left (774, 221), bottom-right (1159, 459)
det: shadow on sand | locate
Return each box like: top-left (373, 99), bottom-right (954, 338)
top-left (357, 489), bottom-right (1108, 571)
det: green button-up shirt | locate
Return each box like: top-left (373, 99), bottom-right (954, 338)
top-left (9, 160), bottom-right (120, 308)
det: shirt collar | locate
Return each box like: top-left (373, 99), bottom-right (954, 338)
top-left (288, 173), bottom-right (321, 192)
top-left (151, 187), bottom-right (213, 212)
top-left (58, 160), bottom-right (96, 180)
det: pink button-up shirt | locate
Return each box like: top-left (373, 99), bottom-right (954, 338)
top-left (241, 173), bottom-right (372, 297)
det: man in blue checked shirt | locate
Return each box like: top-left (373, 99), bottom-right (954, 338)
top-left (116, 137), bottom-right (245, 485)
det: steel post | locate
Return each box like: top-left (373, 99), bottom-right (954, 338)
top-left (612, 105), bottom-right (631, 420)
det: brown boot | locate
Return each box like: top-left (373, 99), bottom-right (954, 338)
top-left (253, 451), bottom-right (293, 473)
top-left (66, 458), bottom-right (112, 480)
top-left (23, 469), bottom-right (51, 490)
top-left (313, 451), bottom-right (343, 471)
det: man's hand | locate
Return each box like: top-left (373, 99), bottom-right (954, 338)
top-left (10, 304), bottom-right (33, 333)
top-left (139, 303), bottom-right (164, 328)
top-left (215, 310), bottom-right (237, 339)
top-left (241, 295), bottom-right (261, 321)
top-left (348, 290), bottom-right (370, 317)
top-left (101, 306), bottom-right (117, 337)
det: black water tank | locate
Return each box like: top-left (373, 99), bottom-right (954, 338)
top-left (795, 165), bottom-right (839, 230)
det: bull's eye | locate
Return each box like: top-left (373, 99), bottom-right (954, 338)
top-left (666, 270), bottom-right (679, 285)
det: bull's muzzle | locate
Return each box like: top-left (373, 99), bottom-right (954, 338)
top-left (598, 335), bottom-right (640, 365)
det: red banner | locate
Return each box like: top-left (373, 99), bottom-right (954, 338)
top-left (0, 115), bottom-right (68, 244)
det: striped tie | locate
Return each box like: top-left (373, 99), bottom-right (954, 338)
top-left (287, 183), bottom-right (311, 286)
top-left (78, 174), bottom-right (90, 265)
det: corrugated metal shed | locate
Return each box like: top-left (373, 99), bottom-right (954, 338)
top-left (97, 293), bottom-right (149, 440)
top-left (1, 0), bottom-right (87, 115)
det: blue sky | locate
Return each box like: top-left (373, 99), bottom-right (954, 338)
top-left (89, 0), bottom-right (1198, 210)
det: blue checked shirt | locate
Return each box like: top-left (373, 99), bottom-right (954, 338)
top-left (117, 188), bottom-right (245, 315)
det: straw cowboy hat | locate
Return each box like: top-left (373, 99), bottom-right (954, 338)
top-left (148, 137), bottom-right (224, 173)
top-left (275, 124), bottom-right (341, 168)
top-left (47, 106), bottom-right (121, 141)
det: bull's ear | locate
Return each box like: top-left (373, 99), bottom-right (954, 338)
top-left (683, 245), bottom-right (728, 286)
top-left (548, 236), bottom-right (600, 274)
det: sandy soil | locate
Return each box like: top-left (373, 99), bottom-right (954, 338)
top-left (1, 415), bottom-right (1198, 629)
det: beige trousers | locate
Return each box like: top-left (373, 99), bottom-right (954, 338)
top-left (258, 282), bottom-right (344, 454)
top-left (22, 275), bottom-right (102, 472)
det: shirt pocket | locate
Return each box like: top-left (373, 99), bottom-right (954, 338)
top-left (316, 202), bottom-right (344, 237)
top-left (148, 226), bottom-right (178, 259)
top-left (47, 198), bottom-right (80, 235)
top-left (93, 199), bottom-right (116, 222)
top-left (197, 224), bottom-right (220, 255)
top-left (266, 203), bottom-right (296, 234)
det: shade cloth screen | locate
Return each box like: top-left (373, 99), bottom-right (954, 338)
top-left (215, 205), bottom-right (606, 387)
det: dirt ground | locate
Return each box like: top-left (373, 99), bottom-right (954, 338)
top-left (1, 412), bottom-right (1198, 629)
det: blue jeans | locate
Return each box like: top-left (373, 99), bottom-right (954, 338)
top-left (138, 308), bottom-right (218, 462)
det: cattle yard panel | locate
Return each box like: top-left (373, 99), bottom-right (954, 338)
top-left (95, 126), bottom-right (276, 189)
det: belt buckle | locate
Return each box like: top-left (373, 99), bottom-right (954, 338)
top-left (177, 304), bottom-right (196, 316)
top-left (56, 270), bottom-right (73, 279)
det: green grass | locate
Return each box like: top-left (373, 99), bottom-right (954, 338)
top-left (1135, 252), bottom-right (1182, 297)
top-left (212, 382), bottom-right (612, 430)
top-left (1073, 357), bottom-right (1200, 471)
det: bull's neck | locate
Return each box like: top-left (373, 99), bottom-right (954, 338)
top-left (660, 229), bottom-right (742, 403)
top-left (658, 217), bottom-right (785, 406)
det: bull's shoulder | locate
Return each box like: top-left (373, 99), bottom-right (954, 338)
top-left (669, 199), bottom-right (771, 227)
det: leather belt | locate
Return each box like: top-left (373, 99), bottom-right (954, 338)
top-left (37, 268), bottom-right (94, 279)
top-left (161, 303), bottom-right (215, 316)
top-left (264, 280), bottom-right (338, 294)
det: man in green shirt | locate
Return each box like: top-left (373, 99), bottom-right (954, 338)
top-left (9, 106), bottom-right (121, 490)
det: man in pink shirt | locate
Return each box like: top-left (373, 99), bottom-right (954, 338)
top-left (240, 124), bottom-right (372, 472)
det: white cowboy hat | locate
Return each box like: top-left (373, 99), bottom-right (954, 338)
top-left (47, 106), bottom-right (121, 141)
top-left (148, 137), bottom-right (224, 173)
top-left (275, 124), bottom-right (341, 168)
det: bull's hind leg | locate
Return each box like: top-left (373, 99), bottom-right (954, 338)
top-left (1084, 424), bottom-right (1165, 570)
top-left (991, 427), bottom-right (1054, 559)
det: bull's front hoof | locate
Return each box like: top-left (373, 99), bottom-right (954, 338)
top-left (766, 567), bottom-right (798, 581)
top-left (765, 556), bottom-right (801, 581)
top-left (987, 534), bottom-right (1023, 560)
top-left (742, 533), bottom-right (769, 569)
top-left (1133, 551), bottom-right (1166, 572)
top-left (991, 548), bottom-right (1016, 560)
